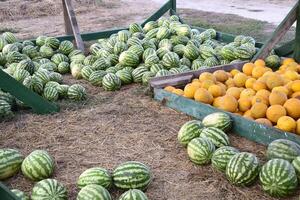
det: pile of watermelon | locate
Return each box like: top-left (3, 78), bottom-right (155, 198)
top-left (0, 148), bottom-right (151, 199)
top-left (78, 15), bottom-right (257, 91)
top-left (178, 111), bottom-right (300, 198)
top-left (0, 32), bottom-right (87, 119)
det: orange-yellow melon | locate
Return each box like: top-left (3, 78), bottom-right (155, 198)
top-left (266, 105), bottom-right (286, 123)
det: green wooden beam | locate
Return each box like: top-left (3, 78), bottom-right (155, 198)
top-left (0, 70), bottom-right (59, 114)
top-left (170, 0), bottom-right (176, 15)
top-left (294, 1), bottom-right (300, 62)
top-left (141, 0), bottom-right (172, 26)
top-left (275, 39), bottom-right (295, 57)
top-left (0, 182), bottom-right (19, 200)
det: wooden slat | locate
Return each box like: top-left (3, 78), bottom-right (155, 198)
top-left (294, 1), bottom-right (300, 62)
top-left (253, 1), bottom-right (299, 60)
top-left (275, 39), bottom-right (295, 57)
top-left (62, 0), bottom-right (85, 52)
top-left (154, 88), bottom-right (300, 145)
top-left (0, 182), bottom-right (19, 200)
top-left (141, 0), bottom-right (172, 26)
top-left (0, 70), bottom-right (60, 114)
top-left (170, 0), bottom-right (176, 15)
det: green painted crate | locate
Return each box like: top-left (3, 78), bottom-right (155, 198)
top-left (0, 182), bottom-right (19, 200)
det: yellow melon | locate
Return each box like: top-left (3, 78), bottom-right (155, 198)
top-left (296, 119), bottom-right (300, 135)
top-left (213, 70), bottom-right (228, 82)
top-left (199, 72), bottom-right (216, 82)
top-left (213, 97), bottom-right (222, 108)
top-left (225, 78), bottom-right (235, 88)
top-left (242, 63), bottom-right (255, 76)
top-left (252, 81), bottom-right (267, 92)
top-left (184, 84), bottom-right (198, 99)
top-left (292, 80), bottom-right (300, 92)
top-left (291, 91), bottom-right (300, 99)
top-left (172, 88), bottom-right (184, 96)
top-left (201, 80), bottom-right (215, 90)
top-left (226, 87), bottom-right (242, 100)
top-left (218, 95), bottom-right (238, 113)
top-left (244, 110), bottom-right (254, 120)
top-left (272, 86), bottom-right (289, 96)
top-left (238, 97), bottom-right (252, 112)
top-left (191, 81), bottom-right (202, 88)
top-left (230, 69), bottom-right (241, 77)
top-left (283, 58), bottom-right (295, 65)
top-left (251, 103), bottom-right (268, 119)
top-left (164, 86), bottom-right (176, 92)
top-left (283, 98), bottom-right (300, 119)
top-left (284, 70), bottom-right (299, 81)
top-left (254, 59), bottom-right (266, 67)
top-left (269, 91), bottom-right (287, 106)
top-left (208, 85), bottom-right (223, 98)
top-left (266, 74), bottom-right (284, 90)
top-left (256, 89), bottom-right (271, 100)
top-left (240, 88), bottom-right (256, 99)
top-left (252, 66), bottom-right (266, 79)
top-left (251, 95), bottom-right (269, 106)
top-left (233, 73), bottom-right (248, 87)
top-left (266, 105), bottom-right (286, 123)
top-left (277, 116), bottom-right (296, 133)
top-left (245, 78), bottom-right (256, 89)
top-left (192, 79), bottom-right (200, 83)
top-left (216, 82), bottom-right (227, 93)
top-left (194, 88), bottom-right (213, 104)
top-left (255, 118), bottom-right (273, 126)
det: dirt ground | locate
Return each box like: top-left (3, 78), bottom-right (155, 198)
top-left (0, 0), bottom-right (299, 199)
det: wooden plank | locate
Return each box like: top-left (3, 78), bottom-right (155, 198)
top-left (62, 0), bottom-right (72, 35)
top-left (150, 62), bottom-right (246, 89)
top-left (253, 1), bottom-right (299, 61)
top-left (141, 1), bottom-right (172, 26)
top-left (63, 0), bottom-right (85, 52)
top-left (0, 182), bottom-right (19, 200)
top-left (275, 39), bottom-right (295, 57)
top-left (170, 0), bottom-right (176, 15)
top-left (0, 70), bottom-right (60, 114)
top-left (294, 1), bottom-right (300, 62)
top-left (154, 88), bottom-right (300, 145)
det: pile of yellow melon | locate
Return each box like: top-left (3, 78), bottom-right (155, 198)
top-left (165, 58), bottom-right (300, 135)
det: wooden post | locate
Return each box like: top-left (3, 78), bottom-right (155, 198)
top-left (61, 0), bottom-right (85, 52)
top-left (253, 1), bottom-right (299, 61)
top-left (170, 0), bottom-right (176, 15)
top-left (294, 1), bottom-right (300, 62)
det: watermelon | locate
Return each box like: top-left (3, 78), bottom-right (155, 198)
top-left (36, 36), bottom-right (47, 47)
top-left (143, 21), bottom-right (158, 33)
top-left (132, 66), bottom-right (149, 83)
top-left (59, 40), bottom-right (74, 55)
top-left (171, 35), bottom-right (189, 46)
top-left (180, 57), bottom-right (192, 68)
top-left (6, 51), bottom-right (25, 63)
top-left (34, 69), bottom-right (51, 85)
top-left (155, 69), bottom-right (171, 77)
top-left (106, 66), bottom-right (118, 74)
top-left (2, 32), bottom-right (17, 44)
top-left (142, 71), bottom-right (155, 86)
top-left (0, 37), bottom-right (7, 51)
top-left (40, 62), bottom-right (56, 72)
top-left (202, 112), bottom-right (232, 132)
top-left (102, 73), bottom-right (122, 91)
top-left (92, 57), bottom-right (109, 71)
top-left (200, 127), bottom-right (230, 148)
top-left (89, 70), bottom-right (107, 86)
top-left (127, 37), bottom-right (142, 47)
top-left (22, 45), bottom-right (39, 59)
top-left (211, 146), bottom-right (239, 173)
top-left (292, 156), bottom-right (300, 180)
top-left (68, 84), bottom-right (86, 101)
top-left (184, 44), bottom-right (200, 61)
top-left (187, 137), bottom-right (215, 165)
top-left (169, 67), bottom-right (183, 74)
top-left (51, 53), bottom-right (69, 65)
top-left (71, 63), bottom-right (83, 79)
top-left (156, 27), bottom-right (171, 40)
top-left (45, 37), bottom-right (60, 49)
top-left (118, 30), bottom-right (130, 42)
top-left (43, 87), bottom-right (59, 101)
top-left (45, 81), bottom-right (60, 89)
top-left (158, 39), bottom-right (172, 51)
top-left (156, 48), bottom-right (169, 59)
top-left (161, 52), bottom-right (180, 69)
top-left (129, 23), bottom-right (143, 34)
top-left (191, 60), bottom-right (203, 70)
top-left (142, 48), bottom-right (156, 61)
top-left (113, 161), bottom-right (151, 190)
top-left (265, 55), bottom-right (281, 69)
top-left (0, 91), bottom-right (15, 106)
top-left (177, 120), bottom-right (204, 147)
top-left (57, 84), bottom-right (69, 98)
top-left (150, 64), bottom-right (164, 74)
top-left (77, 184), bottom-right (111, 200)
top-left (128, 44), bottom-right (144, 58)
top-left (118, 189), bottom-right (148, 200)
top-left (84, 55), bottom-right (97, 66)
top-left (175, 24), bottom-right (191, 37)
top-left (119, 51), bottom-right (140, 67)
top-left (77, 167), bottom-right (112, 189)
top-left (226, 152), bottom-right (260, 186)
top-left (11, 189), bottom-right (29, 200)
top-left (31, 179), bottom-right (67, 200)
top-left (203, 56), bottom-right (220, 67)
top-left (21, 150), bottom-right (55, 181)
top-left (58, 62), bottom-right (70, 74)
top-left (39, 45), bottom-right (54, 58)
top-left (266, 139), bottom-right (300, 162)
top-left (145, 28), bottom-right (159, 39)
top-left (0, 149), bottom-right (23, 180)
top-left (144, 54), bottom-right (159, 67)
top-left (173, 44), bottom-right (185, 57)
top-left (81, 65), bottom-right (94, 80)
top-left (116, 69), bottom-right (133, 85)
top-left (13, 69), bottom-right (30, 83)
top-left (260, 159), bottom-right (297, 197)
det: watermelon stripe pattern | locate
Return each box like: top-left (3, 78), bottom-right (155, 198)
top-left (119, 189), bottom-right (148, 200)
top-left (292, 156), bottom-right (300, 180)
top-left (31, 179), bottom-right (67, 200)
top-left (77, 184), bottom-right (111, 200)
top-left (202, 112), bottom-right (232, 132)
top-left (21, 150), bottom-right (55, 181)
top-left (266, 139), bottom-right (300, 162)
top-left (113, 161), bottom-right (152, 190)
top-left (260, 159), bottom-right (298, 197)
top-left (77, 167), bottom-right (112, 189)
top-left (102, 73), bottom-right (122, 91)
top-left (226, 152), bottom-right (260, 186)
top-left (200, 127), bottom-right (230, 148)
top-left (187, 137), bottom-right (215, 165)
top-left (177, 120), bottom-right (203, 147)
top-left (11, 189), bottom-right (29, 200)
top-left (211, 146), bottom-right (239, 173)
top-left (0, 149), bottom-right (23, 180)
top-left (67, 84), bottom-right (86, 101)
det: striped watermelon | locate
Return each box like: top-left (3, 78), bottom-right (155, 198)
top-left (142, 71), bottom-right (156, 86)
top-left (118, 189), bottom-right (148, 200)
top-left (171, 35), bottom-right (189, 46)
top-left (143, 21), bottom-right (158, 33)
top-left (17, 59), bottom-right (35, 75)
top-left (68, 84), bottom-right (86, 101)
top-left (118, 30), bottom-right (130, 42)
top-left (49, 72), bottom-right (63, 83)
top-left (127, 37), bottom-right (142, 47)
top-left (81, 65), bottom-right (94, 80)
top-left (158, 39), bottom-right (172, 51)
top-left (89, 70), bottom-right (107, 86)
top-left (43, 87), bottom-right (59, 101)
top-left (203, 56), bottom-right (219, 67)
top-left (119, 51), bottom-right (140, 68)
top-left (40, 62), bottom-right (56, 72)
top-left (2, 44), bottom-right (18, 54)
top-left (57, 84), bottom-right (69, 98)
top-left (156, 27), bottom-right (171, 40)
top-left (13, 69), bottom-right (30, 83)
top-left (77, 184), bottom-right (111, 200)
top-left (31, 179), bottom-right (67, 200)
top-left (11, 189), bottom-right (29, 200)
top-left (266, 139), bottom-right (300, 162)
top-left (211, 146), bottom-right (239, 173)
top-left (2, 32), bottom-right (17, 44)
top-left (145, 28), bottom-right (159, 39)
top-left (129, 23), bottom-right (143, 34)
top-left (180, 57), bottom-right (192, 68)
top-left (21, 150), bottom-right (55, 181)
top-left (58, 62), bottom-right (70, 74)
top-left (106, 67), bottom-right (118, 74)
top-left (77, 167), bottom-right (112, 189)
top-left (132, 66), bottom-right (149, 83)
top-left (161, 52), bottom-right (180, 69)
top-left (71, 63), bottom-right (83, 79)
top-left (178, 120), bottom-right (204, 147)
top-left (22, 45), bottom-right (39, 59)
top-left (226, 152), bottom-right (260, 186)
top-left (265, 55), bottom-right (281, 69)
top-left (45, 81), bottom-right (60, 89)
top-left (128, 45), bottom-right (144, 58)
top-left (39, 45), bottom-right (54, 58)
top-left (173, 44), bottom-right (185, 57)
top-left (202, 112), bottom-right (232, 132)
top-left (169, 67), bottom-right (183, 74)
top-left (114, 42), bottom-right (128, 55)
top-left (142, 48), bottom-right (156, 61)
top-left (0, 149), bottom-right (23, 180)
top-left (155, 69), bottom-right (171, 77)
top-left (292, 156), bottom-right (300, 180)
top-left (184, 44), bottom-right (200, 61)
top-left (34, 69), bottom-right (51, 85)
top-left (116, 69), bottom-right (133, 85)
top-left (51, 53), bottom-right (69, 65)
top-left (200, 127), bottom-right (230, 148)
top-left (150, 64), bottom-right (164, 74)
top-left (45, 37), bottom-right (60, 50)
top-left (59, 40), bottom-right (74, 55)
top-left (84, 55), bottom-right (97, 66)
top-left (175, 24), bottom-right (191, 37)
top-left (260, 159), bottom-right (297, 197)
top-left (36, 36), bottom-right (47, 47)
top-left (144, 54), bottom-right (159, 67)
top-left (187, 137), bottom-right (216, 165)
top-left (191, 60), bottom-right (203, 70)
top-left (92, 57), bottom-right (109, 71)
top-left (0, 91), bottom-right (14, 106)
top-left (6, 51), bottom-right (25, 63)
top-left (113, 161), bottom-right (151, 190)
top-left (0, 37), bottom-right (7, 51)
top-left (102, 73), bottom-right (122, 91)
top-left (156, 48), bottom-right (169, 59)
